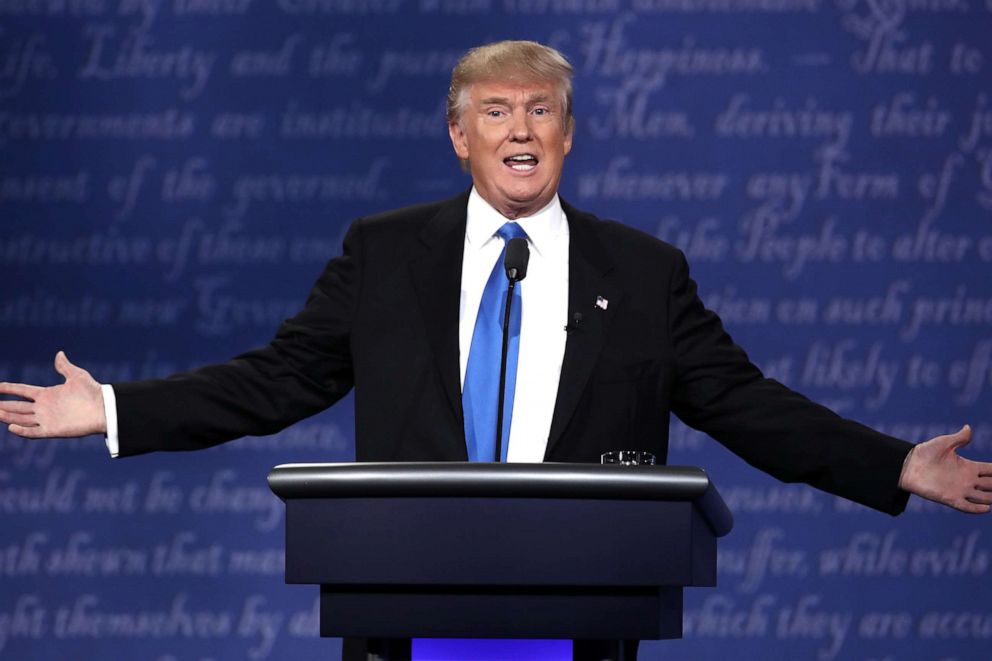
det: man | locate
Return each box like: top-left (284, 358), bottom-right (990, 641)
top-left (1, 39), bottom-right (990, 658)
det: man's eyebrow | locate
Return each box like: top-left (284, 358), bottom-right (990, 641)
top-left (478, 93), bottom-right (553, 106)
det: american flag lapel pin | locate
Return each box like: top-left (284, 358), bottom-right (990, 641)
top-left (596, 296), bottom-right (608, 310)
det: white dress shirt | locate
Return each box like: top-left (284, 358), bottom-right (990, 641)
top-left (102, 382), bottom-right (119, 457)
top-left (104, 188), bottom-right (570, 461)
top-left (459, 188), bottom-right (569, 463)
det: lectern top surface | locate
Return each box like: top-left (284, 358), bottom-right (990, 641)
top-left (268, 462), bottom-right (732, 536)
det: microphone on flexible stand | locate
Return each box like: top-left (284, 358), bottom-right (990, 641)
top-left (495, 237), bottom-right (530, 462)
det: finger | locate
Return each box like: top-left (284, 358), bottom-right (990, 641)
top-left (945, 424), bottom-right (972, 451)
top-left (8, 424), bottom-right (45, 438)
top-left (958, 500), bottom-right (991, 515)
top-left (54, 351), bottom-right (79, 379)
top-left (0, 382), bottom-right (40, 400)
top-left (0, 400), bottom-right (34, 414)
top-left (965, 489), bottom-right (992, 505)
top-left (0, 410), bottom-right (36, 426)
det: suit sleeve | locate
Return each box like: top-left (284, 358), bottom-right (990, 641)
top-left (111, 218), bottom-right (366, 457)
top-left (666, 249), bottom-right (912, 515)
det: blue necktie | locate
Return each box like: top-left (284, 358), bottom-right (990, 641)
top-left (463, 222), bottom-right (528, 462)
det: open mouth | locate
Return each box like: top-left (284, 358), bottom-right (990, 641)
top-left (504, 154), bottom-right (539, 172)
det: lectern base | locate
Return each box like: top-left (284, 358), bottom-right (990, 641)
top-left (343, 637), bottom-right (640, 661)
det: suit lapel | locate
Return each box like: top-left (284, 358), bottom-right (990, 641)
top-left (409, 191), bottom-right (470, 435)
top-left (407, 193), bottom-right (618, 457)
top-left (546, 203), bottom-right (620, 458)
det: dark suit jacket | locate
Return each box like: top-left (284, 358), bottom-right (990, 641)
top-left (114, 190), bottom-right (912, 514)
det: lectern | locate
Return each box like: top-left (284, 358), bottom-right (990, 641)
top-left (268, 462), bottom-right (732, 652)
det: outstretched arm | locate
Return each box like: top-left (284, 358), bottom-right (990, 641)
top-left (899, 425), bottom-right (992, 514)
top-left (0, 351), bottom-right (106, 438)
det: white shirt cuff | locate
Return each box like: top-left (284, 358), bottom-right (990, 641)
top-left (101, 384), bottom-right (120, 458)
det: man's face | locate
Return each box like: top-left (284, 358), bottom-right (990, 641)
top-left (448, 78), bottom-right (573, 219)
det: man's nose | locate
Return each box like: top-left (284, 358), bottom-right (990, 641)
top-left (509, 111), bottom-right (532, 141)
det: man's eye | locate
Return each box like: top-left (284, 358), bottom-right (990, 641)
top-left (533, 108), bottom-right (549, 115)
top-left (487, 110), bottom-right (504, 118)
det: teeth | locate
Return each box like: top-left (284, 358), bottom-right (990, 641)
top-left (504, 154), bottom-right (537, 171)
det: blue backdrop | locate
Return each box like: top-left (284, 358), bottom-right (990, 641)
top-left (2, 2), bottom-right (991, 659)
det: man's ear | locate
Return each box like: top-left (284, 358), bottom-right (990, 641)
top-left (448, 121), bottom-right (470, 160)
top-left (563, 116), bottom-right (574, 156)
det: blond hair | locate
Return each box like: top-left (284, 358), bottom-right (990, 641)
top-left (447, 40), bottom-right (574, 130)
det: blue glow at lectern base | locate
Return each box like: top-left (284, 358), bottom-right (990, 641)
top-left (412, 638), bottom-right (572, 660)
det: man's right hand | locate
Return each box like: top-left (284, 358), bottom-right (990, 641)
top-left (0, 351), bottom-right (107, 438)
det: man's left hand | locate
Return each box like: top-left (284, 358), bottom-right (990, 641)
top-left (899, 425), bottom-right (992, 513)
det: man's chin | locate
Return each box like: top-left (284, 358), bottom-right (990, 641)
top-left (498, 199), bottom-right (546, 219)
top-left (473, 180), bottom-right (555, 218)
top-left (496, 189), bottom-right (555, 217)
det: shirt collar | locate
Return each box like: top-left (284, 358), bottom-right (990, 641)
top-left (465, 187), bottom-right (566, 257)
